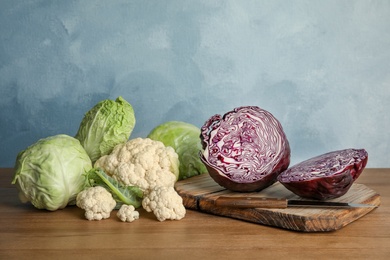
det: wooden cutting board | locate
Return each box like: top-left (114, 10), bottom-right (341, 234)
top-left (174, 174), bottom-right (381, 232)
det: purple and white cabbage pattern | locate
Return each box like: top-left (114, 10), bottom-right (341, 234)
top-left (277, 149), bottom-right (368, 200)
top-left (200, 106), bottom-right (291, 192)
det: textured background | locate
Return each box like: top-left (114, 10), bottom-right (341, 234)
top-left (1, 0), bottom-right (389, 168)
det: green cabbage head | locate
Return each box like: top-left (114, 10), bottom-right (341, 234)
top-left (148, 121), bottom-right (207, 180)
top-left (12, 134), bottom-right (92, 211)
top-left (75, 96), bottom-right (136, 163)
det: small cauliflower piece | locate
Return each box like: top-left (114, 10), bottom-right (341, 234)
top-left (117, 204), bottom-right (139, 222)
top-left (95, 138), bottom-right (180, 192)
top-left (76, 186), bottom-right (116, 221)
top-left (142, 186), bottom-right (186, 221)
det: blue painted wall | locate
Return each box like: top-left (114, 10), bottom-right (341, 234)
top-left (1, 0), bottom-right (389, 168)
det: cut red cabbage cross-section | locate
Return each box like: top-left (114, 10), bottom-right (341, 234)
top-left (277, 148), bottom-right (368, 200)
top-left (200, 106), bottom-right (291, 192)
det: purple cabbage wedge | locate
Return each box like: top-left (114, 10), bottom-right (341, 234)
top-left (277, 149), bottom-right (368, 200)
top-left (200, 106), bottom-right (291, 192)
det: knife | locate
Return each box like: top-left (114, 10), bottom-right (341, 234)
top-left (214, 196), bottom-right (377, 209)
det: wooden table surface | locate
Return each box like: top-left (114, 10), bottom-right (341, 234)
top-left (1, 168), bottom-right (389, 259)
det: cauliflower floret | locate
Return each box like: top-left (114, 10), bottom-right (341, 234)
top-left (76, 186), bottom-right (116, 221)
top-left (95, 138), bottom-right (179, 192)
top-left (117, 204), bottom-right (140, 222)
top-left (142, 186), bottom-right (186, 221)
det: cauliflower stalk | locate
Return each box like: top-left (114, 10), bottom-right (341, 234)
top-left (94, 138), bottom-right (186, 221)
top-left (76, 186), bottom-right (116, 221)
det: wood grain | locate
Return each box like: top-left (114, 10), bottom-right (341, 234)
top-left (1, 168), bottom-right (389, 259)
top-left (175, 174), bottom-right (381, 232)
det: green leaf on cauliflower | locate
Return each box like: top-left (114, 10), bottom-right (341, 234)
top-left (85, 168), bottom-right (143, 209)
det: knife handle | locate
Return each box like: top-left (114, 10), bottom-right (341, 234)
top-left (215, 196), bottom-right (288, 209)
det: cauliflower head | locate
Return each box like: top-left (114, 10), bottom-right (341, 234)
top-left (117, 204), bottom-right (139, 222)
top-left (95, 138), bottom-right (179, 192)
top-left (142, 186), bottom-right (186, 221)
top-left (76, 186), bottom-right (116, 221)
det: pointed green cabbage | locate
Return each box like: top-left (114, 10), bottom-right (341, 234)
top-left (75, 96), bottom-right (135, 163)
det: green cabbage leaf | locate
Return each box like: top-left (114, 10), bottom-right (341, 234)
top-left (148, 121), bottom-right (207, 180)
top-left (75, 96), bottom-right (135, 163)
top-left (12, 134), bottom-right (92, 211)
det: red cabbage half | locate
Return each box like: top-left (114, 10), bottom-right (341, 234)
top-left (200, 106), bottom-right (291, 192)
top-left (277, 148), bottom-right (368, 200)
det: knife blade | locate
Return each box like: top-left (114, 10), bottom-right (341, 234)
top-left (214, 196), bottom-right (377, 209)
